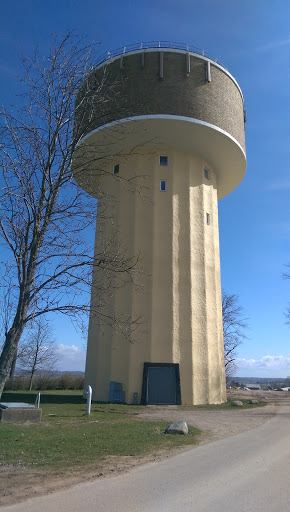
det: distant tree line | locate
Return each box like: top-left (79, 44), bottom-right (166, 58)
top-left (4, 372), bottom-right (84, 391)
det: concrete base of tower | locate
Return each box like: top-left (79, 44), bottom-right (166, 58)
top-left (84, 356), bottom-right (226, 405)
top-left (83, 147), bottom-right (227, 405)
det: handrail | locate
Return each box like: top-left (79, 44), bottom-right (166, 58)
top-left (95, 41), bottom-right (227, 70)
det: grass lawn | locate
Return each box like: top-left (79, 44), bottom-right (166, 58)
top-left (0, 391), bottom-right (202, 473)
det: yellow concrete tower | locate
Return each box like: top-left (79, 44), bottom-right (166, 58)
top-left (73, 43), bottom-right (246, 405)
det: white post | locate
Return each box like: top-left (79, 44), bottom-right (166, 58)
top-left (35, 392), bottom-right (40, 408)
top-left (86, 385), bottom-right (92, 415)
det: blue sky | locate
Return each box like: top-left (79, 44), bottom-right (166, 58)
top-left (0, 0), bottom-right (289, 377)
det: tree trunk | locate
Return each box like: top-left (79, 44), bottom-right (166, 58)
top-left (9, 353), bottom-right (17, 379)
top-left (29, 370), bottom-right (35, 391)
top-left (0, 327), bottom-right (23, 397)
top-left (29, 355), bottom-right (38, 391)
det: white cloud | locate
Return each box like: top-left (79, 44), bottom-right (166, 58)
top-left (54, 346), bottom-right (290, 376)
top-left (237, 355), bottom-right (290, 368)
top-left (235, 355), bottom-right (290, 377)
top-left (55, 344), bottom-right (86, 372)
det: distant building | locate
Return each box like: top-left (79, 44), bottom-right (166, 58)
top-left (244, 384), bottom-right (261, 390)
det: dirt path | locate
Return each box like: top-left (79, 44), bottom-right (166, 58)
top-left (138, 402), bottom-right (278, 444)
top-left (1, 391), bottom-right (288, 507)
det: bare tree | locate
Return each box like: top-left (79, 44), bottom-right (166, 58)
top-left (0, 33), bottom-right (144, 397)
top-left (222, 290), bottom-right (249, 378)
top-left (17, 318), bottom-right (58, 390)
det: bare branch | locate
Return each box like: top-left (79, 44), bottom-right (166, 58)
top-left (222, 290), bottom-right (249, 378)
top-left (0, 32), bottom-right (146, 396)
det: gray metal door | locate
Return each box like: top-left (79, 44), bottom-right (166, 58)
top-left (147, 366), bottom-right (176, 404)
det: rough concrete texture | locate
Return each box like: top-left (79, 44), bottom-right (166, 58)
top-left (0, 407), bottom-right (42, 423)
top-left (76, 50), bottom-right (245, 151)
top-left (84, 149), bottom-right (226, 405)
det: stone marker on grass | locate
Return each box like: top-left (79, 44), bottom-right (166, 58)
top-left (165, 421), bottom-right (188, 435)
top-left (0, 403), bottom-right (42, 423)
top-left (231, 400), bottom-right (244, 407)
top-left (249, 399), bottom-right (259, 404)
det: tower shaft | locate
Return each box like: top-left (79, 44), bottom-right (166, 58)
top-left (85, 149), bottom-right (226, 404)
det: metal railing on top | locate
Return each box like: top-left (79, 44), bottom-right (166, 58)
top-left (95, 41), bottom-right (227, 70)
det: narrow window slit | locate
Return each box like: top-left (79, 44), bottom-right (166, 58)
top-left (113, 163), bottom-right (119, 175)
top-left (160, 180), bottom-right (167, 191)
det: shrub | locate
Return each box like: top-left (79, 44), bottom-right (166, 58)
top-left (56, 373), bottom-right (84, 390)
top-left (3, 373), bottom-right (84, 391)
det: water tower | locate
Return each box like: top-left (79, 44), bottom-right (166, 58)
top-left (73, 43), bottom-right (246, 405)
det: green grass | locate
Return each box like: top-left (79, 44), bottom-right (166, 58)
top-left (0, 391), bottom-right (202, 472)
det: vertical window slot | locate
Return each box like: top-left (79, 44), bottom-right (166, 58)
top-left (160, 180), bottom-right (167, 191)
top-left (204, 167), bottom-right (210, 180)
